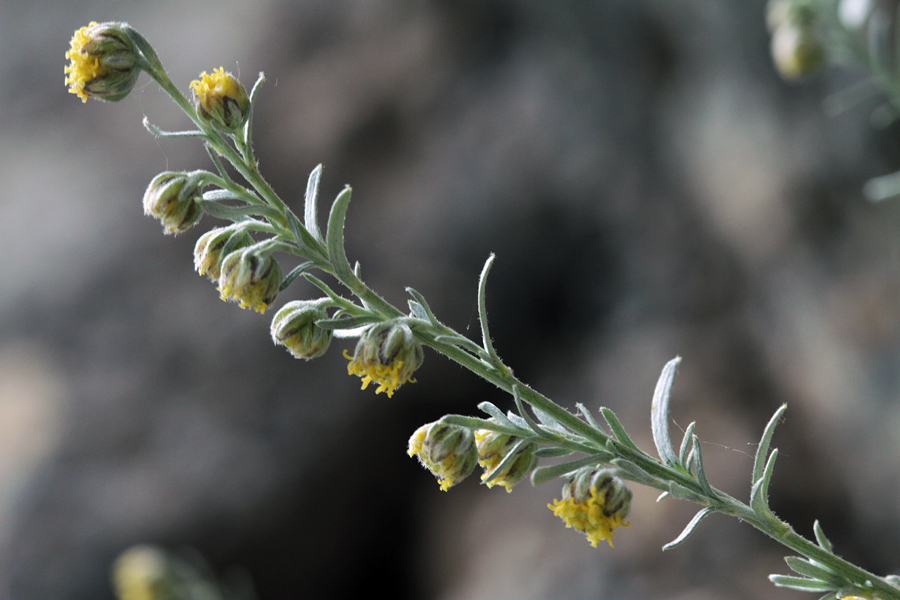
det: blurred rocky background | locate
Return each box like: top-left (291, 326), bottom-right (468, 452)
top-left (2, 0), bottom-right (900, 598)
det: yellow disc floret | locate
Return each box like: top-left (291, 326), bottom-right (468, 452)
top-left (65, 22), bottom-right (103, 102)
top-left (548, 468), bottom-right (633, 548)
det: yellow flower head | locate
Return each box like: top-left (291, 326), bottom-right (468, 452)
top-left (217, 247), bottom-right (282, 313)
top-left (345, 322), bottom-right (424, 397)
top-left (548, 468), bottom-right (632, 548)
top-left (474, 427), bottom-right (537, 492)
top-left (189, 67), bottom-right (250, 132)
top-left (408, 421), bottom-right (478, 491)
top-left (142, 172), bottom-right (204, 235)
top-left (111, 545), bottom-right (171, 600)
top-left (65, 21), bottom-right (141, 103)
top-left (270, 299), bottom-right (334, 360)
top-left (193, 226), bottom-right (253, 281)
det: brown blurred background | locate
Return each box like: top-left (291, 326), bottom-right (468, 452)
top-left (2, 0), bottom-right (900, 598)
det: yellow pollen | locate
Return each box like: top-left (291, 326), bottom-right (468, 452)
top-left (64, 22), bottom-right (102, 102)
top-left (548, 485), bottom-right (630, 548)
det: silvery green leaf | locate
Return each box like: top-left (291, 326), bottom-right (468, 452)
top-left (512, 385), bottom-right (545, 437)
top-left (316, 315), bottom-right (381, 330)
top-left (813, 520), bottom-right (834, 552)
top-left (769, 575), bottom-right (836, 592)
top-left (278, 261), bottom-right (315, 292)
top-left (753, 404), bottom-right (787, 488)
top-left (533, 407), bottom-right (567, 433)
top-left (530, 454), bottom-right (609, 486)
top-left (600, 408), bottom-right (641, 451)
top-left (611, 458), bottom-right (664, 488)
top-left (691, 435), bottom-right (713, 496)
top-left (405, 287), bottom-right (440, 325)
top-left (679, 421), bottom-right (696, 467)
top-left (784, 557), bottom-right (840, 584)
top-left (304, 164), bottom-right (323, 242)
top-left (651, 357), bottom-right (682, 467)
top-left (202, 189), bottom-right (239, 201)
top-left (533, 447), bottom-right (575, 459)
top-left (576, 403), bottom-right (605, 432)
top-left (662, 507), bottom-right (714, 551)
top-left (302, 273), bottom-right (343, 304)
top-left (751, 449), bottom-right (779, 519)
top-left (477, 254), bottom-right (502, 364)
top-left (477, 402), bottom-right (521, 432)
top-left (408, 300), bottom-right (428, 321)
top-left (325, 186), bottom-right (354, 281)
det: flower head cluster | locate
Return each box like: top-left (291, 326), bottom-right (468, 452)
top-left (474, 425), bottom-right (537, 492)
top-left (344, 321), bottom-right (423, 397)
top-left (217, 247), bottom-right (282, 313)
top-left (65, 21), bottom-right (141, 103)
top-left (270, 299), bottom-right (333, 360)
top-left (142, 172), bottom-right (204, 235)
top-left (189, 67), bottom-right (250, 133)
top-left (111, 545), bottom-right (172, 600)
top-left (548, 467), bottom-right (632, 548)
top-left (193, 225), bottom-right (254, 281)
top-left (408, 421), bottom-right (478, 491)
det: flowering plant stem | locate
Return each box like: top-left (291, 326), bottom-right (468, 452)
top-left (67, 20), bottom-right (900, 600)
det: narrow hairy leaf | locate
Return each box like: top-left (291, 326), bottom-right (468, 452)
top-left (651, 357), bottom-right (682, 466)
top-left (477, 402), bottom-right (522, 432)
top-left (691, 435), bottom-right (714, 496)
top-left (406, 287), bottom-right (440, 325)
top-left (304, 164), bottom-right (323, 242)
top-left (751, 449), bottom-right (779, 518)
top-left (769, 575), bottom-right (836, 592)
top-left (813, 520), bottom-right (834, 552)
top-left (278, 261), bottom-right (315, 292)
top-left (753, 404), bottom-right (787, 487)
top-left (325, 186), bottom-right (354, 280)
top-left (600, 408), bottom-right (641, 451)
top-left (784, 557), bottom-right (840, 584)
top-left (477, 254), bottom-right (501, 364)
top-left (316, 315), bottom-right (381, 330)
top-left (530, 454), bottom-right (609, 486)
top-left (679, 421), bottom-right (696, 468)
top-left (662, 507), bottom-right (714, 551)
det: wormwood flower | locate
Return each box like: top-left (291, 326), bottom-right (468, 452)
top-left (65, 21), bottom-right (141, 103)
top-left (474, 426), bottom-right (537, 492)
top-left (408, 421), bottom-right (478, 491)
top-left (344, 321), bottom-right (424, 397)
top-left (189, 67), bottom-right (250, 133)
top-left (548, 467), bottom-right (632, 548)
top-left (142, 172), bottom-right (204, 234)
top-left (194, 226), bottom-right (254, 281)
top-left (270, 299), bottom-right (333, 360)
top-left (217, 247), bottom-right (282, 313)
top-left (111, 545), bottom-right (171, 600)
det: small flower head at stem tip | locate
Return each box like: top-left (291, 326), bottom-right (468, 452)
top-left (344, 321), bottom-right (424, 397)
top-left (408, 421), bottom-right (478, 491)
top-left (474, 426), bottom-right (537, 492)
top-left (111, 544), bottom-right (173, 600)
top-left (767, 2), bottom-right (825, 80)
top-left (194, 226), bottom-right (254, 281)
top-left (142, 172), bottom-right (205, 235)
top-left (65, 21), bottom-right (142, 103)
top-left (217, 247), bottom-right (282, 314)
top-left (548, 467), bottom-right (632, 548)
top-left (271, 299), bottom-right (333, 360)
top-left (189, 68), bottom-right (250, 133)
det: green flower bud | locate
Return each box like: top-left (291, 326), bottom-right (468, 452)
top-left (65, 21), bottom-right (142, 103)
top-left (194, 226), bottom-right (254, 281)
top-left (771, 19), bottom-right (825, 79)
top-left (270, 299), bottom-right (333, 360)
top-left (142, 172), bottom-right (204, 235)
top-left (407, 421), bottom-right (478, 491)
top-left (111, 545), bottom-right (173, 600)
top-left (218, 247), bottom-right (282, 314)
top-left (549, 467), bottom-right (632, 547)
top-left (474, 425), bottom-right (538, 492)
top-left (344, 321), bottom-right (424, 397)
top-left (189, 68), bottom-right (250, 133)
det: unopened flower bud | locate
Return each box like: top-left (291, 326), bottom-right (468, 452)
top-left (270, 299), bottom-right (333, 360)
top-left (344, 321), bottom-right (424, 397)
top-left (189, 68), bottom-right (250, 133)
top-left (65, 21), bottom-right (142, 103)
top-left (218, 247), bottom-right (282, 313)
top-left (408, 421), bottom-right (478, 491)
top-left (194, 226), bottom-right (254, 281)
top-left (474, 425), bottom-right (538, 492)
top-left (771, 19), bottom-right (825, 79)
top-left (111, 544), bottom-right (173, 600)
top-left (143, 172), bottom-right (204, 235)
top-left (548, 467), bottom-right (632, 548)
